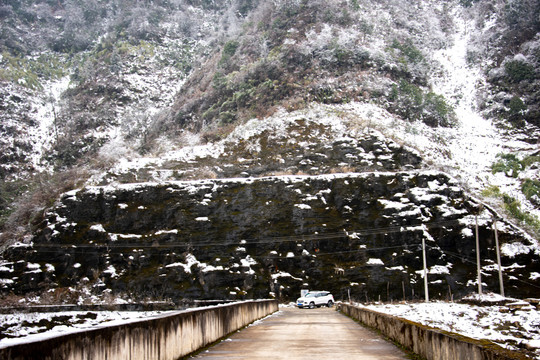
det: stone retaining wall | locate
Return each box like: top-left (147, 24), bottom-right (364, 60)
top-left (0, 299), bottom-right (278, 360)
top-left (338, 303), bottom-right (528, 360)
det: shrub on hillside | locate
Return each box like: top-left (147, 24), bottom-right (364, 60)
top-left (505, 60), bottom-right (535, 83)
top-left (0, 167), bottom-right (88, 246)
top-left (491, 152), bottom-right (539, 178)
top-left (219, 40), bottom-right (240, 67)
top-left (388, 80), bottom-right (455, 127)
top-left (522, 179), bottom-right (540, 204)
top-left (502, 193), bottom-right (540, 232)
top-left (491, 153), bottom-right (523, 178)
top-left (390, 39), bottom-right (424, 64)
top-left (508, 96), bottom-right (527, 114)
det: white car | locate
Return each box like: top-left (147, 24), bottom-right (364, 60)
top-left (297, 291), bottom-right (334, 309)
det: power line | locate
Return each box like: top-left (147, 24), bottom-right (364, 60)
top-left (27, 243), bottom-right (420, 257)
top-left (13, 226), bottom-right (540, 292)
top-left (30, 218), bottom-right (463, 250)
top-left (427, 245), bottom-right (540, 290)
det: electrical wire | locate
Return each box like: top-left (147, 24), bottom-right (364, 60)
top-left (11, 222), bottom-right (540, 291)
top-left (426, 245), bottom-right (540, 290)
top-left (29, 218), bottom-right (462, 251)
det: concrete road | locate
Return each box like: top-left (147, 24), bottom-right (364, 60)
top-left (192, 306), bottom-right (408, 359)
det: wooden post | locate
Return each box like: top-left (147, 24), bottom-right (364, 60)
top-left (475, 214), bottom-right (482, 295)
top-left (422, 237), bottom-right (429, 302)
top-left (493, 219), bottom-right (505, 297)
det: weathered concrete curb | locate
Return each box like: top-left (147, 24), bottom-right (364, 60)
top-left (1, 299), bottom-right (278, 360)
top-left (338, 303), bottom-right (528, 360)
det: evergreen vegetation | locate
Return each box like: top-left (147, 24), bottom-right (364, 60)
top-left (389, 80), bottom-right (455, 127)
top-left (505, 60), bottom-right (535, 83)
top-left (491, 152), bottom-right (540, 178)
top-left (522, 179), bottom-right (540, 200)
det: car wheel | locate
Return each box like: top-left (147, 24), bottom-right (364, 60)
top-left (309, 302), bottom-right (315, 309)
top-left (327, 300), bottom-right (334, 307)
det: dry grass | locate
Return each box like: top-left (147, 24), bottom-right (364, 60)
top-left (0, 167), bottom-right (89, 248)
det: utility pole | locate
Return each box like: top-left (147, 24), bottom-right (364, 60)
top-left (493, 218), bottom-right (505, 297)
top-left (475, 212), bottom-right (482, 295)
top-left (422, 237), bottom-right (429, 302)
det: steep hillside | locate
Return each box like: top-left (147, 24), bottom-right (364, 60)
top-left (0, 0), bottom-right (539, 304)
top-left (0, 0), bottom-right (229, 177)
top-left (0, 0), bottom-right (248, 233)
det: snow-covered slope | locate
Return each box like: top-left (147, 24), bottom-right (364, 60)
top-left (89, 95), bottom-right (540, 229)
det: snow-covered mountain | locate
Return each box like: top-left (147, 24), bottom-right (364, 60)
top-left (0, 0), bottom-right (539, 310)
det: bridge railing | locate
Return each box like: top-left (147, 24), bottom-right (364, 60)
top-left (0, 299), bottom-right (278, 360)
top-left (337, 302), bottom-right (527, 360)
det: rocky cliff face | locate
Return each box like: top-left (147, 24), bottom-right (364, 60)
top-left (1, 170), bottom-right (538, 303)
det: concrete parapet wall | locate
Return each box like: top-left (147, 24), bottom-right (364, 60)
top-left (338, 303), bottom-right (528, 360)
top-left (1, 299), bottom-right (278, 360)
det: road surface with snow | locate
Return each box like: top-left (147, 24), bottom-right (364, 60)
top-left (193, 306), bottom-right (407, 359)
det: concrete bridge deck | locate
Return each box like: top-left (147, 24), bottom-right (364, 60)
top-left (193, 306), bottom-right (408, 359)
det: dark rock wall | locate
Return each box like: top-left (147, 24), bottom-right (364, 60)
top-left (1, 172), bottom-right (538, 302)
